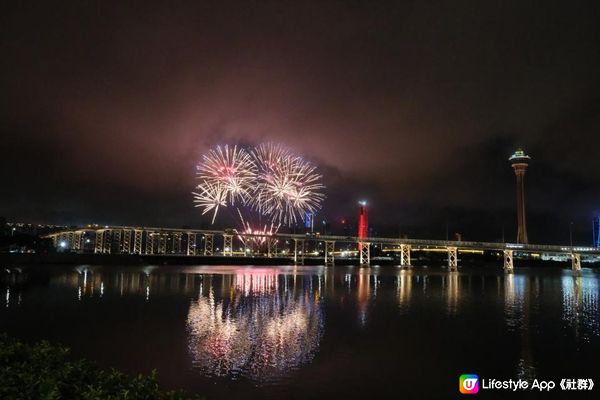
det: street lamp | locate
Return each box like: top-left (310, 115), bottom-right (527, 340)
top-left (569, 222), bottom-right (574, 248)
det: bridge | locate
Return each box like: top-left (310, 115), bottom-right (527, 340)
top-left (43, 225), bottom-right (600, 274)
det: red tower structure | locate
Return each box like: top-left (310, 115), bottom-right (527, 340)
top-left (358, 201), bottom-right (368, 241)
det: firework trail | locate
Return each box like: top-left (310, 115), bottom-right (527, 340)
top-left (236, 209), bottom-right (279, 252)
top-left (192, 181), bottom-right (228, 224)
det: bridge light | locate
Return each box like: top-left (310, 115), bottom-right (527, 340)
top-left (59, 241), bottom-right (67, 248)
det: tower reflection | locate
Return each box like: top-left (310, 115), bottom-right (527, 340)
top-left (356, 267), bottom-right (371, 325)
top-left (504, 274), bottom-right (524, 329)
top-left (186, 268), bottom-right (324, 383)
top-left (504, 273), bottom-right (535, 380)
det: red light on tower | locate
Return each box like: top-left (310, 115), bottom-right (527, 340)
top-left (358, 201), bottom-right (368, 240)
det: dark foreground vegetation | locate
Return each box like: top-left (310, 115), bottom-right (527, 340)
top-left (0, 334), bottom-right (202, 400)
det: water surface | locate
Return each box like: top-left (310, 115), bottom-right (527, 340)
top-left (1, 265), bottom-right (598, 399)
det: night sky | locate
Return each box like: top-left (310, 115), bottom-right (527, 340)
top-left (1, 1), bottom-right (599, 244)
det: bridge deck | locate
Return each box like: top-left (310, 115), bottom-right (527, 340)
top-left (44, 225), bottom-right (600, 255)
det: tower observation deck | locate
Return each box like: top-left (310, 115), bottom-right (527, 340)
top-left (509, 149), bottom-right (531, 244)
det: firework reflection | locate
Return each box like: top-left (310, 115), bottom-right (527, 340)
top-left (186, 269), bottom-right (324, 383)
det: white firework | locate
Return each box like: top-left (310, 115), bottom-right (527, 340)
top-left (251, 144), bottom-right (325, 225)
top-left (192, 181), bottom-right (227, 224)
top-left (196, 145), bottom-right (256, 205)
top-left (193, 143), bottom-right (325, 226)
top-left (193, 145), bottom-right (257, 222)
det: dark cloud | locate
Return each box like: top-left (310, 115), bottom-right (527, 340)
top-left (1, 0), bottom-right (599, 244)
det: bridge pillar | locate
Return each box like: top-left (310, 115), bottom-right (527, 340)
top-left (94, 230), bottom-right (104, 254)
top-left (96, 230), bottom-right (112, 254)
top-left (172, 232), bottom-right (182, 254)
top-left (204, 234), bottom-right (214, 256)
top-left (359, 242), bottom-right (370, 266)
top-left (58, 232), bottom-right (70, 249)
top-left (72, 232), bottom-right (83, 252)
top-left (400, 244), bottom-right (411, 267)
top-left (267, 238), bottom-right (273, 258)
top-left (571, 253), bottom-right (582, 275)
top-left (122, 229), bottom-right (132, 254)
top-left (70, 232), bottom-right (77, 248)
top-left (223, 234), bottom-right (233, 256)
top-left (157, 233), bottom-right (167, 254)
top-left (503, 250), bottom-right (514, 273)
top-left (447, 246), bottom-right (458, 272)
top-left (104, 230), bottom-right (114, 254)
top-left (133, 230), bottom-right (143, 254)
top-left (57, 232), bottom-right (67, 248)
top-left (145, 231), bottom-right (155, 254)
top-left (111, 229), bottom-right (121, 254)
top-left (325, 241), bottom-right (335, 266)
top-left (293, 239), bottom-right (305, 265)
top-left (187, 233), bottom-right (196, 256)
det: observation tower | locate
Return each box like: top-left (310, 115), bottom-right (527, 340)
top-left (509, 149), bottom-right (531, 244)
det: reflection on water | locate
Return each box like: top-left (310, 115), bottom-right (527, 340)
top-left (504, 274), bottom-right (526, 331)
top-left (1, 265), bottom-right (599, 392)
top-left (51, 266), bottom-right (200, 301)
top-left (444, 272), bottom-right (460, 314)
top-left (186, 269), bottom-right (324, 383)
top-left (397, 270), bottom-right (412, 313)
top-left (4, 285), bottom-right (22, 308)
top-left (562, 274), bottom-right (600, 342)
top-left (357, 268), bottom-right (371, 326)
top-left (504, 274), bottom-right (536, 380)
top-left (3, 270), bottom-right (24, 308)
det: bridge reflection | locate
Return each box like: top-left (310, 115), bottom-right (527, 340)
top-left (397, 269), bottom-right (412, 313)
top-left (501, 271), bottom-right (600, 379)
top-left (562, 274), bottom-right (599, 341)
top-left (2, 265), bottom-right (599, 385)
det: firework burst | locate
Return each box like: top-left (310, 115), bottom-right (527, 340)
top-left (251, 143), bottom-right (325, 225)
top-left (195, 145), bottom-right (256, 205)
top-left (193, 143), bottom-right (325, 227)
